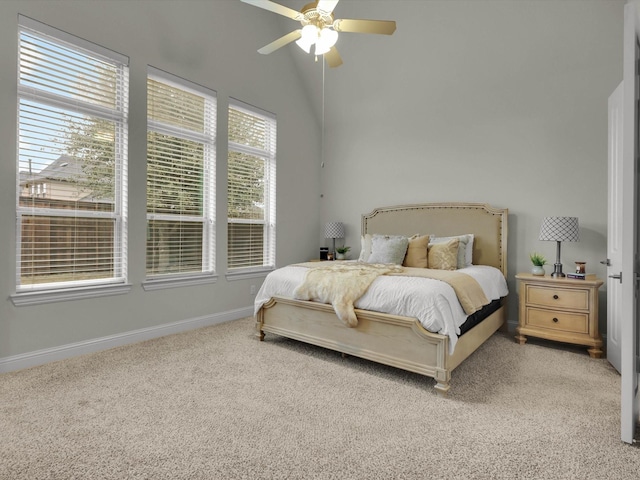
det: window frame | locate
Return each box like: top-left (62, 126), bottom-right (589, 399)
top-left (226, 98), bottom-right (277, 280)
top-left (142, 67), bottom-right (217, 291)
top-left (12, 16), bottom-right (130, 306)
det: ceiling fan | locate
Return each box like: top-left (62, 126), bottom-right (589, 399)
top-left (241, 0), bottom-right (396, 68)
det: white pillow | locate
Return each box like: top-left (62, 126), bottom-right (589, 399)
top-left (358, 234), bottom-right (373, 262)
top-left (430, 234), bottom-right (474, 268)
top-left (367, 235), bottom-right (409, 265)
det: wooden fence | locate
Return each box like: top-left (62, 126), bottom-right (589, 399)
top-left (19, 197), bottom-right (114, 283)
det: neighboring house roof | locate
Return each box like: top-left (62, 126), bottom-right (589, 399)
top-left (19, 154), bottom-right (112, 204)
top-left (19, 154), bottom-right (84, 186)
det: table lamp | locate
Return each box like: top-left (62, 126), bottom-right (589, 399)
top-left (324, 222), bottom-right (345, 258)
top-left (539, 216), bottom-right (580, 278)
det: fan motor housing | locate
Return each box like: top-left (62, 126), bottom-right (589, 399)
top-left (300, 2), bottom-right (334, 29)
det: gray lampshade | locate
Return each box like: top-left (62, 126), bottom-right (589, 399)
top-left (539, 217), bottom-right (580, 242)
top-left (324, 222), bottom-right (345, 239)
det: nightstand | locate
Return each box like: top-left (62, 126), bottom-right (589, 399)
top-left (515, 273), bottom-right (604, 358)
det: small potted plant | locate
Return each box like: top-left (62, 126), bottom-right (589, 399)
top-left (335, 246), bottom-right (350, 260)
top-left (529, 252), bottom-right (547, 276)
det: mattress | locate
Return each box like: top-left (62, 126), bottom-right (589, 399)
top-left (255, 264), bottom-right (508, 352)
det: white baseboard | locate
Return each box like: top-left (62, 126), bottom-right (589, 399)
top-left (0, 306), bottom-right (253, 374)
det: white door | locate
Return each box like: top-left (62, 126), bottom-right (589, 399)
top-left (619, 2), bottom-right (639, 445)
top-left (607, 82), bottom-right (623, 374)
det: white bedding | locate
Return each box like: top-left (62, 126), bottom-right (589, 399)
top-left (254, 263), bottom-right (508, 352)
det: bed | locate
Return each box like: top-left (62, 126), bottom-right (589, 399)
top-left (255, 202), bottom-right (508, 395)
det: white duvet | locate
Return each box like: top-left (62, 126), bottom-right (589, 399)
top-left (254, 264), bottom-right (508, 353)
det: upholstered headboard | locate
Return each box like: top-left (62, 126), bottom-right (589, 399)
top-left (361, 202), bottom-right (508, 276)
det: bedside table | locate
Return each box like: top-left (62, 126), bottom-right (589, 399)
top-left (515, 273), bottom-right (604, 358)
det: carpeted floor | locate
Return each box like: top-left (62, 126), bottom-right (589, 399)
top-left (0, 316), bottom-right (638, 479)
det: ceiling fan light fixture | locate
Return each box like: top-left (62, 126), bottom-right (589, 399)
top-left (315, 27), bottom-right (338, 55)
top-left (296, 36), bottom-right (314, 53)
top-left (300, 24), bottom-right (318, 43)
top-left (296, 24), bottom-right (318, 53)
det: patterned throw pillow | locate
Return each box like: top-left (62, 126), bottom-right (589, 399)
top-left (428, 238), bottom-right (460, 270)
top-left (367, 235), bottom-right (409, 265)
top-left (402, 234), bottom-right (431, 268)
top-left (430, 234), bottom-right (474, 268)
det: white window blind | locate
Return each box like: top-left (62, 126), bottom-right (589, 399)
top-left (16, 17), bottom-right (129, 292)
top-left (227, 99), bottom-right (276, 273)
top-left (146, 68), bottom-right (216, 278)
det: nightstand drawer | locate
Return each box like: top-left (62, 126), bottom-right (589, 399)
top-left (525, 285), bottom-right (589, 310)
top-left (525, 307), bottom-right (589, 334)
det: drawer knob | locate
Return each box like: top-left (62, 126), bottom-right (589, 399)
top-left (553, 295), bottom-right (559, 300)
top-left (552, 317), bottom-right (559, 323)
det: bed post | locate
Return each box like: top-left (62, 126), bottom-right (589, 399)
top-left (255, 312), bottom-right (265, 341)
top-left (434, 370), bottom-right (451, 396)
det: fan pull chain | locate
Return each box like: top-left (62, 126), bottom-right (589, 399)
top-left (321, 57), bottom-right (325, 170)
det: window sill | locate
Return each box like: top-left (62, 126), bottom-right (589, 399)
top-left (11, 283), bottom-right (132, 307)
top-left (142, 274), bottom-right (218, 291)
top-left (225, 268), bottom-right (274, 282)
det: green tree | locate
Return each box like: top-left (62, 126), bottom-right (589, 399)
top-left (61, 116), bottom-right (116, 201)
top-left (227, 150), bottom-right (265, 220)
top-left (227, 107), bottom-right (270, 220)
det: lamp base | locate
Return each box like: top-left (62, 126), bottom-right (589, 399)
top-left (551, 263), bottom-right (565, 278)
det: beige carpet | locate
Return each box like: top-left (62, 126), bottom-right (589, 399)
top-left (0, 316), bottom-right (638, 479)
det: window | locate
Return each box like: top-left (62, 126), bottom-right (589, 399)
top-left (16, 16), bottom-right (129, 295)
top-left (146, 68), bottom-right (216, 282)
top-left (227, 99), bottom-right (276, 276)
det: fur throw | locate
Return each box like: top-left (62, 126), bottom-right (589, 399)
top-left (293, 262), bottom-right (403, 327)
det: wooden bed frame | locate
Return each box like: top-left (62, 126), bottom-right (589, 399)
top-left (256, 202), bottom-right (508, 395)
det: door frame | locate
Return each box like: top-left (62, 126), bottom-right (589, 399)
top-left (620, 2), bottom-right (639, 445)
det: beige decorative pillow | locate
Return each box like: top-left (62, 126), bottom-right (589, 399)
top-left (428, 238), bottom-right (459, 270)
top-left (403, 234), bottom-right (431, 268)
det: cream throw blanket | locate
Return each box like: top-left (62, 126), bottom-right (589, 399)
top-left (293, 262), bottom-right (403, 327)
top-left (388, 267), bottom-right (489, 315)
top-left (292, 262), bottom-right (489, 328)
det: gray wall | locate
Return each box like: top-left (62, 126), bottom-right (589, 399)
top-left (314, 0), bottom-right (624, 329)
top-left (0, 0), bottom-right (625, 364)
top-left (0, 0), bottom-right (322, 360)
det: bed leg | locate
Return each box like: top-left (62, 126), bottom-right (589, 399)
top-left (434, 371), bottom-right (451, 396)
top-left (434, 382), bottom-right (450, 396)
top-left (254, 314), bottom-right (265, 341)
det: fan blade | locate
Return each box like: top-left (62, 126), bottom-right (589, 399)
top-left (324, 46), bottom-right (343, 68)
top-left (241, 0), bottom-right (301, 20)
top-left (257, 30), bottom-right (302, 54)
top-left (317, 0), bottom-right (339, 14)
top-left (333, 19), bottom-right (396, 35)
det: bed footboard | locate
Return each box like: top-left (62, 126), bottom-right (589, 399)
top-left (256, 296), bottom-right (505, 396)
